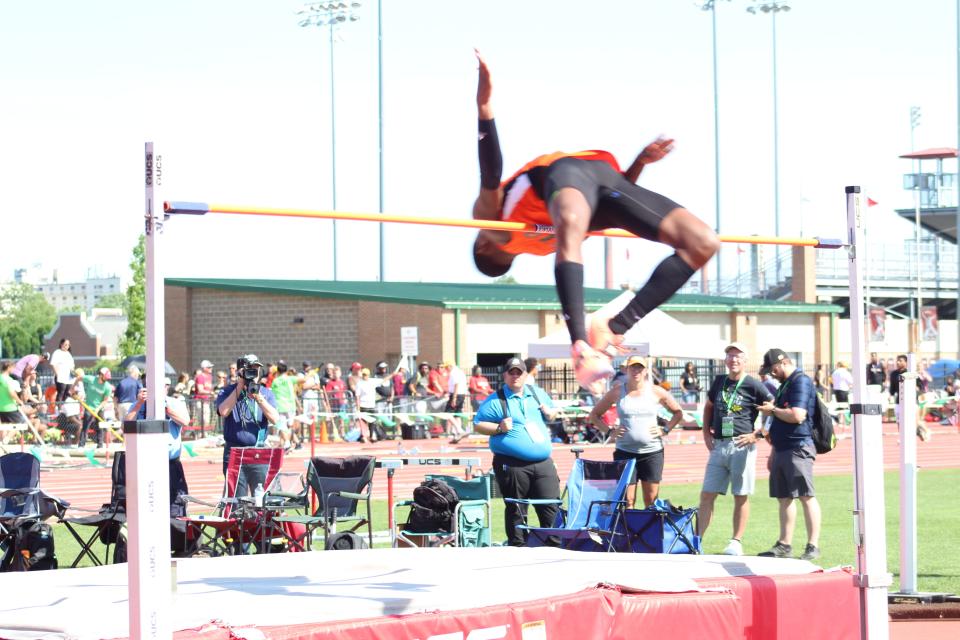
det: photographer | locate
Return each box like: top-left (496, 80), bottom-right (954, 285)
top-left (216, 355), bottom-right (279, 496)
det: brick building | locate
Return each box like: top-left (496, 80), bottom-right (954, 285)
top-left (163, 278), bottom-right (841, 376)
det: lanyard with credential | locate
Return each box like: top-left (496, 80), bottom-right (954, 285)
top-left (721, 376), bottom-right (745, 412)
top-left (775, 375), bottom-right (793, 406)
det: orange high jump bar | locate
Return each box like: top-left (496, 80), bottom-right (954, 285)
top-left (163, 201), bottom-right (845, 248)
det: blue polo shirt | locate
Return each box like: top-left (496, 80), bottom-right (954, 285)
top-left (115, 376), bottom-right (143, 404)
top-left (474, 385), bottom-right (553, 462)
top-left (768, 368), bottom-right (816, 452)
top-left (217, 383), bottom-right (278, 448)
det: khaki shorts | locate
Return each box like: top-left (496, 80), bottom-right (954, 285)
top-left (701, 439), bottom-right (757, 496)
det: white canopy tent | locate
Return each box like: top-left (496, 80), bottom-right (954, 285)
top-left (528, 291), bottom-right (726, 359)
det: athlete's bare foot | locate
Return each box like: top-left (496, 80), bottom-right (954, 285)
top-left (572, 340), bottom-right (614, 394)
top-left (587, 313), bottom-right (626, 355)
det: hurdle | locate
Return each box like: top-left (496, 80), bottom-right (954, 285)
top-left (132, 143), bottom-right (887, 640)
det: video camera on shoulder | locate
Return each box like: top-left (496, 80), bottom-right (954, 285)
top-left (236, 354), bottom-right (264, 395)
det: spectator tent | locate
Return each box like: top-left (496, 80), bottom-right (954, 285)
top-left (527, 292), bottom-right (726, 359)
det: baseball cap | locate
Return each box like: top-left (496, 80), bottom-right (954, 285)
top-left (200, 359), bottom-right (214, 369)
top-left (163, 377), bottom-right (172, 386)
top-left (724, 342), bottom-right (748, 355)
top-left (376, 361), bottom-right (388, 370)
top-left (351, 362), bottom-right (362, 370)
top-left (302, 360), bottom-right (312, 368)
top-left (624, 355), bottom-right (647, 368)
top-left (502, 357), bottom-right (526, 374)
top-left (99, 367), bottom-right (112, 379)
top-left (759, 348), bottom-right (789, 375)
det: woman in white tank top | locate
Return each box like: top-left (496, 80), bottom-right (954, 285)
top-left (588, 356), bottom-right (683, 508)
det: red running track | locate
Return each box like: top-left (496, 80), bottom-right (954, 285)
top-left (39, 424), bottom-right (960, 512)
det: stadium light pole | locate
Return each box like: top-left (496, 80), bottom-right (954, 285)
top-left (377, 0), bottom-right (385, 282)
top-left (747, 1), bottom-right (790, 285)
top-left (298, 1), bottom-right (362, 281)
top-left (697, 0), bottom-right (729, 294)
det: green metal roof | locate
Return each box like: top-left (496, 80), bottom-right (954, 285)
top-left (165, 278), bottom-right (842, 314)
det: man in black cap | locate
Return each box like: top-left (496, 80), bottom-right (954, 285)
top-left (756, 348), bottom-right (821, 561)
top-left (473, 357), bottom-right (560, 546)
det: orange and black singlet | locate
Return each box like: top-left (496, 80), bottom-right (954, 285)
top-left (496, 150), bottom-right (620, 257)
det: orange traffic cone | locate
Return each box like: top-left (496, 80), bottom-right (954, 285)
top-left (319, 418), bottom-right (329, 444)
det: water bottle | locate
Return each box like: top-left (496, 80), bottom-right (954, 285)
top-left (254, 483), bottom-right (265, 507)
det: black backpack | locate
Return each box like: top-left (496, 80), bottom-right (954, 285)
top-left (325, 531), bottom-right (369, 550)
top-left (407, 478), bottom-right (459, 533)
top-left (811, 396), bottom-right (837, 454)
top-left (0, 521), bottom-right (57, 572)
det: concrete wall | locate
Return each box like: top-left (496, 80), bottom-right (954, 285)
top-left (187, 289), bottom-right (358, 373)
top-left (165, 285), bottom-right (191, 373)
top-left (465, 310), bottom-right (542, 364)
top-left (357, 300), bottom-right (443, 368)
top-left (835, 318), bottom-right (958, 362)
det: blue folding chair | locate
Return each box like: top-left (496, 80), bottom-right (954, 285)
top-left (509, 457), bottom-right (635, 552)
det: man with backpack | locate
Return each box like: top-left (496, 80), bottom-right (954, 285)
top-left (473, 357), bottom-right (560, 546)
top-left (756, 348), bottom-right (822, 561)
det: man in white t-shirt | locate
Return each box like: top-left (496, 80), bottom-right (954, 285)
top-left (830, 362), bottom-right (853, 404)
top-left (445, 362), bottom-right (469, 443)
top-left (50, 338), bottom-right (75, 402)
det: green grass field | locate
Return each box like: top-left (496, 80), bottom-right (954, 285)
top-left (51, 468), bottom-right (959, 595)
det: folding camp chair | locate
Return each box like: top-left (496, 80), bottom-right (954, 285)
top-left (271, 455), bottom-right (374, 551)
top-left (60, 452), bottom-right (127, 566)
top-left (0, 452), bottom-right (68, 571)
top-left (180, 447), bottom-right (284, 556)
top-left (61, 452), bottom-right (190, 565)
top-left (615, 500), bottom-right (701, 554)
top-left (394, 473), bottom-right (492, 548)
top-left (509, 457), bottom-right (635, 552)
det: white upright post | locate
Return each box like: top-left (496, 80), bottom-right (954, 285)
top-left (898, 357), bottom-right (919, 595)
top-left (845, 186), bottom-right (892, 640)
top-left (126, 142), bottom-right (172, 639)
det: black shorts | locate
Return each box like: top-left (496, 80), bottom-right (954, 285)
top-left (539, 157), bottom-right (682, 241)
top-left (0, 410), bottom-right (26, 424)
top-left (613, 447), bottom-right (665, 484)
top-left (445, 394), bottom-right (465, 412)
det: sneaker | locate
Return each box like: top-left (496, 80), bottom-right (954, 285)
top-left (721, 539), bottom-right (743, 556)
top-left (757, 541), bottom-right (792, 558)
top-left (572, 340), bottom-right (614, 391)
top-left (587, 313), bottom-right (625, 355)
top-left (917, 425), bottom-right (931, 442)
top-left (800, 543), bottom-right (821, 561)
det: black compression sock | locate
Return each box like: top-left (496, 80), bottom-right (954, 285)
top-left (555, 261), bottom-right (587, 343)
top-left (609, 253), bottom-right (696, 335)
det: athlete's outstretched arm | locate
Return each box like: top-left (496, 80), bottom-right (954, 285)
top-left (623, 136), bottom-right (674, 183)
top-left (474, 49), bottom-right (502, 220)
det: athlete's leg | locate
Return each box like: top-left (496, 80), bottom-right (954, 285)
top-left (550, 187), bottom-right (591, 343)
top-left (548, 187), bottom-right (613, 389)
top-left (592, 197), bottom-right (719, 347)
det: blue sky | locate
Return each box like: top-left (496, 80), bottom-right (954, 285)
top-left (3, 0), bottom-right (958, 289)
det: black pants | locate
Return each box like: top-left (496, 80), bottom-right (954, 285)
top-left (493, 454), bottom-right (561, 546)
top-left (56, 382), bottom-right (71, 402)
top-left (79, 410), bottom-right (104, 446)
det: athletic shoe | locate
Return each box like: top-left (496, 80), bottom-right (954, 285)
top-left (572, 340), bottom-right (614, 392)
top-left (587, 313), bottom-right (625, 355)
top-left (800, 543), bottom-right (821, 561)
top-left (917, 424), bottom-right (931, 442)
top-left (721, 539), bottom-right (743, 556)
top-left (758, 541), bottom-right (792, 558)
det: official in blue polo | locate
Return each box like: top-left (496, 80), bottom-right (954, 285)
top-left (474, 357), bottom-right (560, 546)
top-left (756, 348), bottom-right (822, 561)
